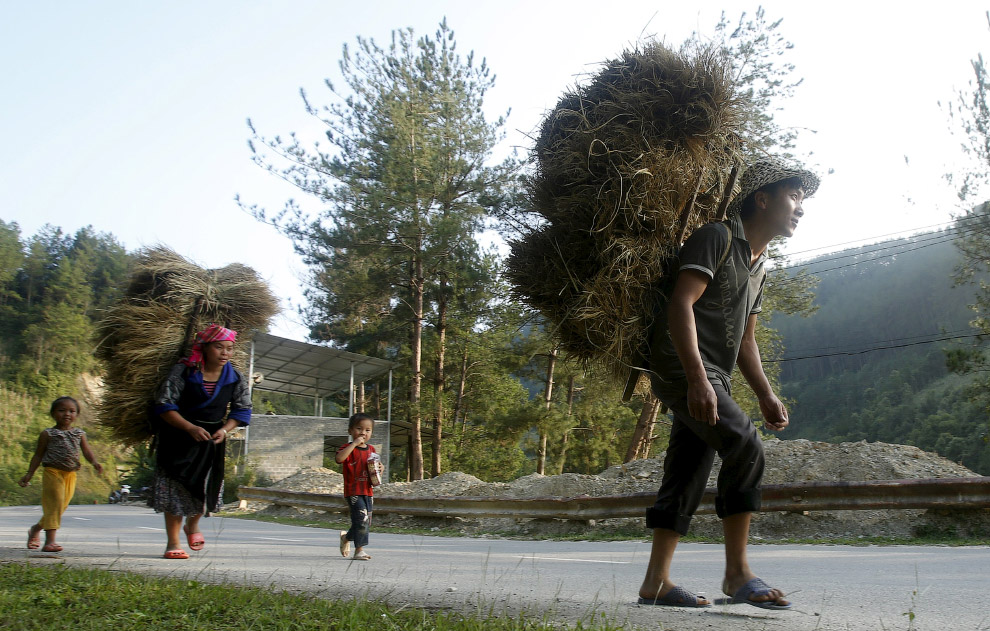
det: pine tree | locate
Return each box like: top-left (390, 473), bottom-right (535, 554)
top-left (244, 20), bottom-right (518, 479)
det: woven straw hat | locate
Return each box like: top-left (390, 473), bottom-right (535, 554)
top-left (726, 158), bottom-right (820, 217)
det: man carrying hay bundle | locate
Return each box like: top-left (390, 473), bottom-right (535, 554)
top-left (638, 159), bottom-right (819, 610)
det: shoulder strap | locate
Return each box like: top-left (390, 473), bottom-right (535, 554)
top-left (713, 221), bottom-right (733, 273)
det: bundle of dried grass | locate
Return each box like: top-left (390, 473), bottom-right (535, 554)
top-left (95, 246), bottom-right (279, 445)
top-left (506, 42), bottom-right (744, 378)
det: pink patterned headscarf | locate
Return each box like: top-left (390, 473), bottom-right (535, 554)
top-left (181, 324), bottom-right (237, 367)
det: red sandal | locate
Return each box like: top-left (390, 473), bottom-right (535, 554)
top-left (186, 531), bottom-right (205, 551)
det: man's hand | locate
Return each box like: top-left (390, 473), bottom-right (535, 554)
top-left (687, 379), bottom-right (719, 426)
top-left (759, 393), bottom-right (789, 431)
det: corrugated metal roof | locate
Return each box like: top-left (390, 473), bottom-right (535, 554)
top-left (248, 332), bottom-right (398, 397)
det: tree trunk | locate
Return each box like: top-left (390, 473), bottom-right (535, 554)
top-left (625, 393), bottom-right (661, 462)
top-left (452, 346), bottom-right (468, 425)
top-left (431, 286), bottom-right (448, 478)
top-left (537, 346), bottom-right (558, 475)
top-left (405, 434), bottom-right (413, 481)
top-left (556, 374), bottom-right (577, 475)
top-left (639, 403), bottom-right (667, 460)
top-left (452, 346), bottom-right (469, 450)
top-left (373, 381), bottom-right (381, 419)
top-left (408, 252), bottom-right (425, 481)
top-left (643, 403), bottom-right (667, 458)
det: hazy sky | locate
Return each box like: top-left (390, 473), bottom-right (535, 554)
top-left (3, 1), bottom-right (987, 339)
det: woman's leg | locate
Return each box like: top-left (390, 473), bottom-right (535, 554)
top-left (48, 470), bottom-right (75, 549)
top-left (27, 522), bottom-right (42, 548)
top-left (164, 512), bottom-right (185, 551)
top-left (184, 513), bottom-right (202, 535)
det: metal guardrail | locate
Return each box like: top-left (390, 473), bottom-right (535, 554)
top-left (238, 477), bottom-right (990, 521)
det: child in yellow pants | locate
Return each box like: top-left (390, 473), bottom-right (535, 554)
top-left (20, 396), bottom-right (103, 552)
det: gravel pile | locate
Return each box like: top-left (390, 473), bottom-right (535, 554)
top-left (256, 439), bottom-right (989, 540)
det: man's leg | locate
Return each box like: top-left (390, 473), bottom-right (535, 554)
top-left (639, 527), bottom-right (710, 604)
top-left (651, 383), bottom-right (784, 605)
top-left (722, 512), bottom-right (788, 606)
top-left (641, 410), bottom-right (715, 601)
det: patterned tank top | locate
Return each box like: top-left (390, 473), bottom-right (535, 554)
top-left (41, 427), bottom-right (84, 471)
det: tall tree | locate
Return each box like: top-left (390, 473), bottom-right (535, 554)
top-left (689, 7), bottom-right (804, 161)
top-left (425, 246), bottom-right (499, 477)
top-left (243, 20), bottom-right (517, 479)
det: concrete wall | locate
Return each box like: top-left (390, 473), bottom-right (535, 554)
top-left (243, 414), bottom-right (390, 482)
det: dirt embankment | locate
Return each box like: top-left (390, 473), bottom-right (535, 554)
top-left (256, 439), bottom-right (990, 540)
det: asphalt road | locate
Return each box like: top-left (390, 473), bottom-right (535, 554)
top-left (2, 504), bottom-right (988, 630)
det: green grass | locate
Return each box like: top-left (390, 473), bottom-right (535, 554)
top-left (0, 562), bottom-right (622, 631)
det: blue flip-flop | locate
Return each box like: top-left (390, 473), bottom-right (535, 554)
top-left (638, 585), bottom-right (711, 608)
top-left (722, 577), bottom-right (792, 610)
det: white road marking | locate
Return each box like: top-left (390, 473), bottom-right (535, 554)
top-left (522, 556), bottom-right (631, 564)
top-left (138, 526), bottom-right (165, 531)
top-left (255, 537), bottom-right (306, 542)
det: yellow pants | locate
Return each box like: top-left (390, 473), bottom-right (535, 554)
top-left (40, 467), bottom-right (76, 530)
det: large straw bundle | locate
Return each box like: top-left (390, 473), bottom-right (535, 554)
top-left (95, 246), bottom-right (279, 445)
top-left (506, 42), bottom-right (743, 378)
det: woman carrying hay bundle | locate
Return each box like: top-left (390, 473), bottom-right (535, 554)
top-left (151, 323), bottom-right (251, 559)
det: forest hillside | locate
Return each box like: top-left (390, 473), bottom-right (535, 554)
top-left (771, 229), bottom-right (990, 473)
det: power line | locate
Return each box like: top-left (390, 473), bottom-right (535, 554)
top-left (776, 328), bottom-right (978, 357)
top-left (770, 226), bottom-right (976, 275)
top-left (770, 332), bottom-right (980, 363)
top-left (779, 219), bottom-right (962, 259)
top-left (775, 211), bottom-right (990, 263)
top-left (769, 213), bottom-right (990, 276)
top-left (768, 236), bottom-right (964, 287)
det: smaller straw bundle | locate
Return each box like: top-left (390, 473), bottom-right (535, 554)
top-left (95, 246), bottom-right (279, 444)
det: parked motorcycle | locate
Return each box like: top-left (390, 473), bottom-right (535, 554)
top-left (108, 484), bottom-right (131, 504)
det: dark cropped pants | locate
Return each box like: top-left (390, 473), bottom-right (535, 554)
top-left (646, 380), bottom-right (765, 536)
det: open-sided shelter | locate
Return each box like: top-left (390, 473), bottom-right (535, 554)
top-left (234, 332), bottom-right (399, 481)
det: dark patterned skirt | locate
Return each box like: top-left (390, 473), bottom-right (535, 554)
top-left (152, 420), bottom-right (226, 516)
top-left (151, 468), bottom-right (224, 516)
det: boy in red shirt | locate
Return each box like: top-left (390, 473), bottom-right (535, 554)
top-left (335, 413), bottom-right (380, 560)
